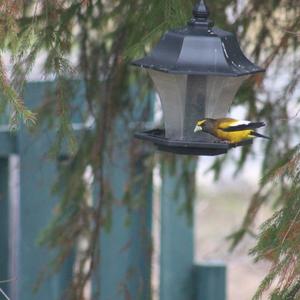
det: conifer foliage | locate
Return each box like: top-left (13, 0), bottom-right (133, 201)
top-left (0, 0), bottom-right (300, 299)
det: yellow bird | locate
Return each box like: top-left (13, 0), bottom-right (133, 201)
top-left (194, 118), bottom-right (270, 144)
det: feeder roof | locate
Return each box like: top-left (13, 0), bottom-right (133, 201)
top-left (132, 2), bottom-right (264, 77)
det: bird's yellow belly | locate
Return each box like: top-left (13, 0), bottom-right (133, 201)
top-left (216, 129), bottom-right (253, 143)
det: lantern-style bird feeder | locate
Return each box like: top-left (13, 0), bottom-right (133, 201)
top-left (132, 0), bottom-right (264, 156)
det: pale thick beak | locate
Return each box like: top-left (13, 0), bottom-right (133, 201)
top-left (194, 125), bottom-right (202, 133)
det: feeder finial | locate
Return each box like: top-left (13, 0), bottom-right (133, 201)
top-left (189, 0), bottom-right (214, 27)
top-left (193, 0), bottom-right (209, 19)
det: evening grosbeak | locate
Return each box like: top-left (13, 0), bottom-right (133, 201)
top-left (194, 118), bottom-right (270, 144)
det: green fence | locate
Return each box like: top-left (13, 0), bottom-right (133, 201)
top-left (0, 82), bottom-right (226, 300)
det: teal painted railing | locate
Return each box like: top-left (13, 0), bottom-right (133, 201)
top-left (0, 82), bottom-right (226, 300)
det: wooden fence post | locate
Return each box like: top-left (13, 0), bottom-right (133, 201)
top-left (97, 163), bottom-right (152, 300)
top-left (160, 158), bottom-right (195, 300)
top-left (195, 262), bottom-right (227, 300)
top-left (96, 108), bottom-right (153, 299)
top-left (0, 158), bottom-right (9, 296)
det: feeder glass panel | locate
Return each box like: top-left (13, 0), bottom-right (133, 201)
top-left (149, 70), bottom-right (187, 140)
top-left (205, 75), bottom-right (249, 118)
top-left (149, 69), bottom-right (249, 140)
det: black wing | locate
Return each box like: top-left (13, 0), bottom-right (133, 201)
top-left (221, 122), bottom-right (265, 132)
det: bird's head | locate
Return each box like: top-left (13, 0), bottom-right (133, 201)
top-left (194, 120), bottom-right (207, 133)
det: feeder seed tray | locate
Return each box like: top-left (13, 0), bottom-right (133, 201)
top-left (135, 129), bottom-right (253, 156)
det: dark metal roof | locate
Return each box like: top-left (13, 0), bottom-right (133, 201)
top-left (132, 1), bottom-right (264, 77)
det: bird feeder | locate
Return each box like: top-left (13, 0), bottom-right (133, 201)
top-left (132, 0), bottom-right (264, 156)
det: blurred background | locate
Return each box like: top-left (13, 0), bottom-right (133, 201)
top-left (0, 1), bottom-right (300, 300)
top-left (194, 161), bottom-right (272, 300)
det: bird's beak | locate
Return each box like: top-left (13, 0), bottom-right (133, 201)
top-left (194, 125), bottom-right (202, 133)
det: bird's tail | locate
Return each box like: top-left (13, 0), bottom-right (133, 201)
top-left (252, 131), bottom-right (271, 139)
top-left (247, 121), bottom-right (266, 129)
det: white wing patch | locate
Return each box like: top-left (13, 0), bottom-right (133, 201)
top-left (230, 120), bottom-right (251, 127)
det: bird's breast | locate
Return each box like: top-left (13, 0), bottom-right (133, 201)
top-left (215, 129), bottom-right (253, 143)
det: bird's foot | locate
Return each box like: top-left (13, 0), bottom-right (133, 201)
top-left (230, 139), bottom-right (253, 148)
